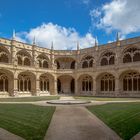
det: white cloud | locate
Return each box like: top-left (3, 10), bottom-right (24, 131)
top-left (16, 22), bottom-right (95, 50)
top-left (82, 0), bottom-right (90, 5)
top-left (90, 0), bottom-right (140, 34)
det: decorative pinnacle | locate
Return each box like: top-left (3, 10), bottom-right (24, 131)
top-left (77, 41), bottom-right (80, 50)
top-left (95, 36), bottom-right (98, 47)
top-left (12, 29), bottom-right (16, 40)
top-left (51, 41), bottom-right (54, 50)
top-left (33, 36), bottom-right (36, 45)
top-left (116, 32), bottom-right (119, 42)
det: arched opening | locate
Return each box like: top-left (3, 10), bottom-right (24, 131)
top-left (18, 72), bottom-right (35, 95)
top-left (57, 79), bottom-right (61, 93)
top-left (81, 56), bottom-right (94, 68)
top-left (109, 56), bottom-right (115, 65)
top-left (78, 75), bottom-right (93, 95)
top-left (0, 73), bottom-right (8, 92)
top-left (17, 50), bottom-right (31, 66)
top-left (43, 61), bottom-right (48, 68)
top-left (100, 52), bottom-right (115, 66)
top-left (89, 60), bottom-right (93, 67)
top-left (82, 61), bottom-right (88, 68)
top-left (57, 75), bottom-right (74, 94)
top-left (24, 57), bottom-right (30, 66)
top-left (0, 70), bottom-right (13, 96)
top-left (71, 61), bottom-right (75, 69)
top-left (123, 54), bottom-right (132, 63)
top-left (17, 56), bottom-right (22, 65)
top-left (0, 53), bottom-right (9, 63)
top-left (101, 58), bottom-right (108, 66)
top-left (121, 71), bottom-right (140, 94)
top-left (70, 79), bottom-right (75, 93)
top-left (39, 75), bottom-right (49, 93)
top-left (133, 53), bottom-right (140, 62)
top-left (123, 47), bottom-right (140, 63)
top-left (0, 46), bottom-right (9, 63)
top-left (37, 54), bottom-right (49, 69)
top-left (55, 57), bottom-right (76, 69)
top-left (100, 73), bottom-right (115, 92)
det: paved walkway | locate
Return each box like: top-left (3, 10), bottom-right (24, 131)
top-left (0, 128), bottom-right (24, 140)
top-left (45, 97), bottom-right (121, 140)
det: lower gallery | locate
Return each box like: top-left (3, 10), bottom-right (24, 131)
top-left (0, 36), bottom-right (140, 97)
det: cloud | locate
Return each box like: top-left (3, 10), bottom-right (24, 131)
top-left (16, 22), bottom-right (95, 50)
top-left (90, 0), bottom-right (140, 34)
top-left (82, 0), bottom-right (90, 5)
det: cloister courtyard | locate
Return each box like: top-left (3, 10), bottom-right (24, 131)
top-left (0, 95), bottom-right (140, 140)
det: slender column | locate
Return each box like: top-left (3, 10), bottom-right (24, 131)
top-left (13, 78), bottom-right (18, 96)
top-left (115, 78), bottom-right (119, 96)
top-left (3, 79), bottom-right (5, 92)
top-left (27, 80), bottom-right (29, 91)
top-left (53, 76), bottom-right (57, 95)
top-left (18, 80), bottom-right (20, 91)
top-left (23, 79), bottom-right (25, 92)
top-left (93, 78), bottom-right (96, 95)
top-left (35, 74), bottom-right (40, 96)
top-left (75, 78), bottom-right (78, 95)
top-left (137, 78), bottom-right (138, 91)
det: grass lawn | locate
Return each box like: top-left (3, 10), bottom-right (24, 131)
top-left (0, 104), bottom-right (55, 140)
top-left (75, 96), bottom-right (140, 101)
top-left (0, 96), bottom-right (59, 102)
top-left (87, 102), bottom-right (140, 140)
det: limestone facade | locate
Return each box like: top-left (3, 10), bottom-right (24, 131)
top-left (0, 36), bottom-right (140, 97)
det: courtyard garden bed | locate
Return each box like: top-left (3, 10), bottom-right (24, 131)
top-left (87, 102), bottom-right (140, 140)
top-left (0, 96), bottom-right (59, 102)
top-left (0, 104), bottom-right (55, 140)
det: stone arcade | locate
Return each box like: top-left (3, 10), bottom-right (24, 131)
top-left (0, 35), bottom-right (140, 97)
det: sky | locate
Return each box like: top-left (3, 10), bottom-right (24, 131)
top-left (0, 0), bottom-right (140, 50)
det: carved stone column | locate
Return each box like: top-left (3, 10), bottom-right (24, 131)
top-left (93, 78), bottom-right (96, 95)
top-left (52, 76), bottom-right (57, 95)
top-left (13, 72), bottom-right (18, 96)
top-left (35, 73), bottom-right (40, 96)
top-left (75, 78), bottom-right (78, 95)
top-left (115, 77), bottom-right (119, 96)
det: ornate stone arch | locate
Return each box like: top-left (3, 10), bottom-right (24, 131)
top-left (0, 46), bottom-right (10, 63)
top-left (96, 72), bottom-right (115, 95)
top-left (99, 50), bottom-right (115, 66)
top-left (119, 70), bottom-right (140, 95)
top-left (0, 69), bottom-right (14, 96)
top-left (54, 57), bottom-right (76, 69)
top-left (16, 50), bottom-right (32, 66)
top-left (80, 55), bottom-right (95, 68)
top-left (122, 46), bottom-right (140, 63)
top-left (78, 74), bottom-right (93, 94)
top-left (37, 53), bottom-right (50, 68)
top-left (17, 71), bottom-right (36, 95)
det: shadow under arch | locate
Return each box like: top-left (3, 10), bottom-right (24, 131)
top-left (57, 75), bottom-right (75, 94)
top-left (0, 69), bottom-right (14, 96)
top-left (17, 71), bottom-right (36, 95)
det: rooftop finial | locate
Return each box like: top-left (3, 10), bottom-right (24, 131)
top-left (12, 29), bottom-right (16, 40)
top-left (33, 36), bottom-right (36, 45)
top-left (77, 41), bottom-right (80, 50)
top-left (95, 36), bottom-right (98, 47)
top-left (51, 41), bottom-right (54, 50)
top-left (116, 32), bottom-right (119, 42)
top-left (116, 32), bottom-right (121, 47)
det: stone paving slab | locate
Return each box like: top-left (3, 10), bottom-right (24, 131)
top-left (131, 132), bottom-right (140, 140)
top-left (45, 106), bottom-right (121, 140)
top-left (59, 96), bottom-right (75, 100)
top-left (0, 128), bottom-right (24, 140)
